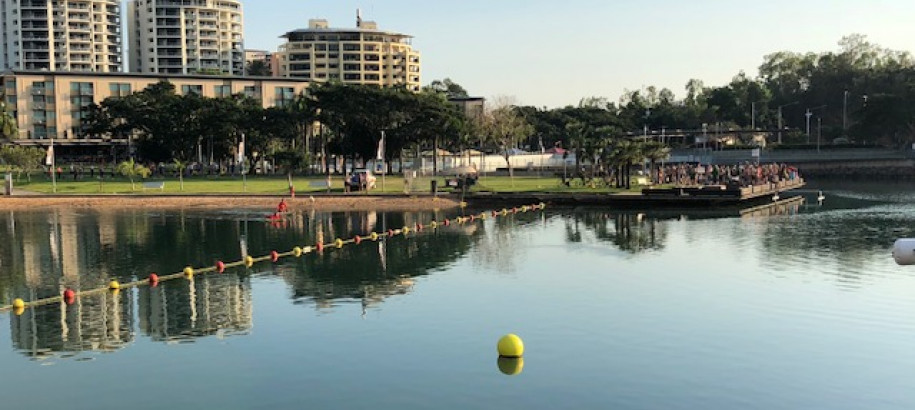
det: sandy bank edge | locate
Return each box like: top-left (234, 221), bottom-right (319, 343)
top-left (0, 195), bottom-right (461, 212)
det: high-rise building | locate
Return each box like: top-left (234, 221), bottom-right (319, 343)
top-left (127, 0), bottom-right (244, 75)
top-left (0, 0), bottom-right (123, 72)
top-left (278, 14), bottom-right (421, 90)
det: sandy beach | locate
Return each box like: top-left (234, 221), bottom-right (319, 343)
top-left (0, 194), bottom-right (461, 211)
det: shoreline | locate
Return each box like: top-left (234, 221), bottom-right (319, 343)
top-left (0, 194), bottom-right (462, 211)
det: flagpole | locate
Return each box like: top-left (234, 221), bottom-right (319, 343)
top-left (240, 133), bottom-right (247, 192)
top-left (380, 130), bottom-right (386, 192)
top-left (50, 139), bottom-right (57, 193)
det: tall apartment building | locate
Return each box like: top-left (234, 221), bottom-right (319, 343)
top-left (0, 0), bottom-right (122, 72)
top-left (127, 0), bottom-right (244, 75)
top-left (278, 16), bottom-right (421, 90)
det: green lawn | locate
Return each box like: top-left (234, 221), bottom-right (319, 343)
top-left (11, 174), bottom-right (648, 195)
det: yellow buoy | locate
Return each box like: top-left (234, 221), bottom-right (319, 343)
top-left (12, 298), bottom-right (25, 309)
top-left (539, 202), bottom-right (546, 209)
top-left (497, 334), bottom-right (524, 358)
top-left (108, 280), bottom-right (120, 291)
top-left (370, 232), bottom-right (379, 241)
top-left (402, 226), bottom-right (410, 234)
top-left (460, 201), bottom-right (468, 208)
top-left (430, 221), bottom-right (438, 229)
top-left (293, 246), bottom-right (303, 257)
top-left (497, 357), bottom-right (524, 376)
top-left (480, 213), bottom-right (487, 220)
top-left (13, 306), bottom-right (25, 316)
top-left (245, 256), bottom-right (255, 267)
top-left (183, 266), bottom-right (195, 278)
top-left (335, 239), bottom-right (344, 249)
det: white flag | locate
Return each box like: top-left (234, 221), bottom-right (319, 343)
top-left (237, 134), bottom-right (246, 164)
top-left (45, 140), bottom-right (54, 166)
top-left (376, 131), bottom-right (385, 161)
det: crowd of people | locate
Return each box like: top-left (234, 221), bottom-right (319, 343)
top-left (657, 163), bottom-right (800, 187)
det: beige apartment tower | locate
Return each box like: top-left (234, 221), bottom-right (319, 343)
top-left (128, 0), bottom-right (244, 75)
top-left (278, 16), bottom-right (421, 90)
top-left (0, 0), bottom-right (122, 72)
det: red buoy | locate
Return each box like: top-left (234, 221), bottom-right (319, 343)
top-left (512, 207), bottom-right (519, 214)
top-left (271, 251), bottom-right (280, 263)
top-left (443, 219), bottom-right (451, 226)
top-left (470, 215), bottom-right (476, 222)
top-left (216, 261), bottom-right (226, 273)
top-left (316, 242), bottom-right (324, 252)
top-left (388, 229), bottom-right (395, 237)
top-left (149, 273), bottom-right (160, 287)
top-left (416, 223), bottom-right (423, 232)
top-left (63, 289), bottom-right (76, 304)
top-left (492, 210), bottom-right (498, 217)
top-left (354, 235), bottom-right (362, 245)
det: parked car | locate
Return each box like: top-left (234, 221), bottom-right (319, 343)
top-left (347, 169), bottom-right (377, 191)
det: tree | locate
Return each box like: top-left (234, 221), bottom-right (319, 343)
top-left (246, 60), bottom-right (271, 77)
top-left (0, 97), bottom-right (17, 139)
top-left (0, 146), bottom-right (44, 181)
top-left (480, 97), bottom-right (533, 183)
top-left (173, 159), bottom-right (186, 191)
top-left (117, 159), bottom-right (151, 191)
top-left (423, 78), bottom-right (469, 98)
top-left (641, 141), bottom-right (671, 184)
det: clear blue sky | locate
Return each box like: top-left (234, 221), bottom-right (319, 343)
top-left (243, 0), bottom-right (915, 108)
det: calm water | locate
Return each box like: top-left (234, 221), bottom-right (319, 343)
top-left (2, 183), bottom-right (915, 409)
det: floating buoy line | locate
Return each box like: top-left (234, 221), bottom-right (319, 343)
top-left (1, 203), bottom-right (547, 315)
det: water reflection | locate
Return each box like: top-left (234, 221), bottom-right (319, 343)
top-left (10, 291), bottom-right (133, 360)
top-left (0, 208), bottom-right (480, 360)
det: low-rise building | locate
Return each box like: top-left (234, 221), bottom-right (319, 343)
top-left (1, 70), bottom-right (308, 147)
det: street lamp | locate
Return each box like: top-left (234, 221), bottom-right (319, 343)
top-left (750, 100), bottom-right (766, 130)
top-left (805, 105), bottom-right (827, 142)
top-left (777, 101), bottom-right (799, 144)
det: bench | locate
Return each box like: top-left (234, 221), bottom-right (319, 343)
top-left (142, 181), bottom-right (165, 191)
top-left (309, 180), bottom-right (332, 191)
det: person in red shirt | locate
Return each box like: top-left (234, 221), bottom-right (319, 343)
top-left (277, 199), bottom-right (288, 213)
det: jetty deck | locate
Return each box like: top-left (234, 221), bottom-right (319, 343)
top-left (467, 178), bottom-right (806, 208)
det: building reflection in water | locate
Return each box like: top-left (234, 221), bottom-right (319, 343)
top-left (10, 291), bottom-right (134, 360)
top-left (1, 208), bottom-right (477, 361)
top-left (138, 275), bottom-right (253, 342)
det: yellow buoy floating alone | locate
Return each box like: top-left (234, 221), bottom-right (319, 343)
top-left (497, 334), bottom-right (524, 358)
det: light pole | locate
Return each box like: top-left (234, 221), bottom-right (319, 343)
top-left (751, 101), bottom-right (765, 130)
top-left (843, 90), bottom-right (849, 133)
top-left (777, 101), bottom-right (799, 144)
top-left (805, 105), bottom-right (827, 143)
top-left (817, 117), bottom-right (823, 152)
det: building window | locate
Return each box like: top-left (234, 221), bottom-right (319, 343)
top-left (244, 86), bottom-right (261, 99)
top-left (214, 85), bottom-right (232, 98)
top-left (109, 83), bottom-right (131, 97)
top-left (274, 87), bottom-right (294, 107)
top-left (343, 73), bottom-right (361, 81)
top-left (181, 85), bottom-right (202, 95)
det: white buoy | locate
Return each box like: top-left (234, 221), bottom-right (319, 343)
top-left (892, 239), bottom-right (915, 265)
top-left (772, 192), bottom-right (780, 202)
top-left (817, 191), bottom-right (825, 203)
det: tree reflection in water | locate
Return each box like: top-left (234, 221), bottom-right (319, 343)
top-left (564, 210), bottom-right (668, 254)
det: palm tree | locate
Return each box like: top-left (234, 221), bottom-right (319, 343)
top-left (640, 141), bottom-right (671, 185)
top-left (117, 159), bottom-right (151, 191)
top-left (173, 159), bottom-right (186, 191)
top-left (605, 140), bottom-right (644, 189)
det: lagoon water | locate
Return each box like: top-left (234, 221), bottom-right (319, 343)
top-left (1, 182), bottom-right (915, 409)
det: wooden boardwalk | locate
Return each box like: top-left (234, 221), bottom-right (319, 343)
top-left (467, 179), bottom-right (806, 209)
